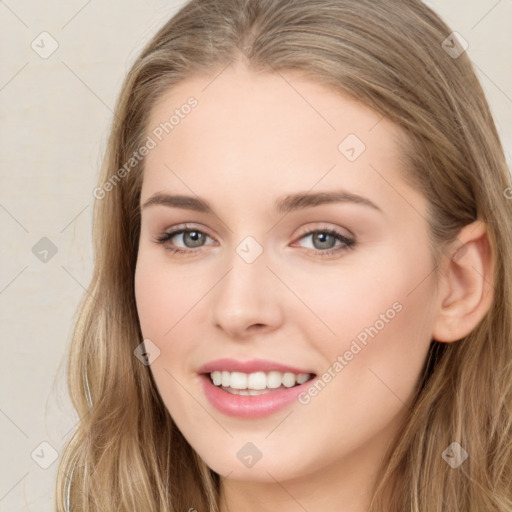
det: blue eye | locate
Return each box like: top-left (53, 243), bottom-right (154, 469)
top-left (154, 227), bottom-right (213, 255)
top-left (154, 225), bottom-right (356, 257)
top-left (295, 229), bottom-right (356, 256)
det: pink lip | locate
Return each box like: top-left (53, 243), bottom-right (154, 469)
top-left (197, 358), bottom-right (316, 419)
top-left (199, 374), bottom-right (314, 418)
top-left (197, 358), bottom-right (314, 375)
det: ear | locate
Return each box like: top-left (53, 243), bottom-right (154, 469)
top-left (432, 220), bottom-right (495, 343)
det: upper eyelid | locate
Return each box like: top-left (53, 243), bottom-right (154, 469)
top-left (163, 222), bottom-right (350, 234)
top-left (166, 223), bottom-right (215, 240)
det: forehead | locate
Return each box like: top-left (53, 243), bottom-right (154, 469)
top-left (146, 66), bottom-right (393, 152)
top-left (141, 66), bottom-right (422, 218)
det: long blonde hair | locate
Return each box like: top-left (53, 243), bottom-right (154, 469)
top-left (55, 0), bottom-right (512, 510)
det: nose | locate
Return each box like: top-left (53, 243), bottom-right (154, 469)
top-left (210, 246), bottom-right (284, 340)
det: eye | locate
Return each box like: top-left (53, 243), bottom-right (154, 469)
top-left (153, 225), bottom-right (215, 255)
top-left (153, 224), bottom-right (356, 257)
top-left (292, 226), bottom-right (356, 257)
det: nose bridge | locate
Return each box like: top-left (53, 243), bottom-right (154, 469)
top-left (210, 234), bottom-right (282, 335)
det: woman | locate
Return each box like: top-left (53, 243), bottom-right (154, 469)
top-left (55, 0), bottom-right (512, 510)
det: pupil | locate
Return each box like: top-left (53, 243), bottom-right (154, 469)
top-left (185, 230), bottom-right (204, 247)
top-left (314, 232), bottom-right (335, 249)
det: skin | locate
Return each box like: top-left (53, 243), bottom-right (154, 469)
top-left (134, 61), bottom-right (493, 512)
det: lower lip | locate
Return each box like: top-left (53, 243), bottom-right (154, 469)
top-left (200, 374), bottom-right (314, 418)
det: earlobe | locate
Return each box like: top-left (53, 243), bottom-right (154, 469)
top-left (432, 220), bottom-right (495, 343)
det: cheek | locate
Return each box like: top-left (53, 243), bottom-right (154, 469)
top-left (287, 253), bottom-right (433, 356)
top-left (305, 248), bottom-right (436, 422)
top-left (299, 239), bottom-right (436, 388)
top-left (134, 256), bottom-right (204, 421)
top-left (134, 253), bottom-right (210, 340)
top-left (134, 264), bottom-right (167, 340)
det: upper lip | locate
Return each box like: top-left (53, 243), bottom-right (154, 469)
top-left (197, 358), bottom-right (315, 375)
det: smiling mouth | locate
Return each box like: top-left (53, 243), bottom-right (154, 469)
top-left (207, 370), bottom-right (316, 395)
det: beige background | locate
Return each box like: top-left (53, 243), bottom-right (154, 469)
top-left (1, 0), bottom-right (511, 510)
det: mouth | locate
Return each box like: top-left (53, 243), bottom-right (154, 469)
top-left (197, 359), bottom-right (317, 418)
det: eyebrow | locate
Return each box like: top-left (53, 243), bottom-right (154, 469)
top-left (141, 189), bottom-right (382, 215)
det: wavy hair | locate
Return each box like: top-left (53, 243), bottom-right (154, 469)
top-left (55, 0), bottom-right (512, 510)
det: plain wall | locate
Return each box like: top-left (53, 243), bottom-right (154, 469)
top-left (1, 0), bottom-right (511, 510)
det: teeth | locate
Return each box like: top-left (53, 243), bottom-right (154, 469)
top-left (209, 370), bottom-right (312, 390)
top-left (296, 373), bottom-right (309, 384)
top-left (248, 371), bottom-right (266, 390)
top-left (282, 373), bottom-right (296, 387)
top-left (267, 371), bottom-right (283, 389)
top-left (225, 388), bottom-right (271, 396)
top-left (230, 371), bottom-right (248, 389)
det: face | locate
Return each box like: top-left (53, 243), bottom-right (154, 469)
top-left (134, 63), bottom-right (439, 486)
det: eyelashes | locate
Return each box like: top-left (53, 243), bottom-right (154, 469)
top-left (155, 228), bottom-right (211, 255)
top-left (153, 224), bottom-right (356, 258)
